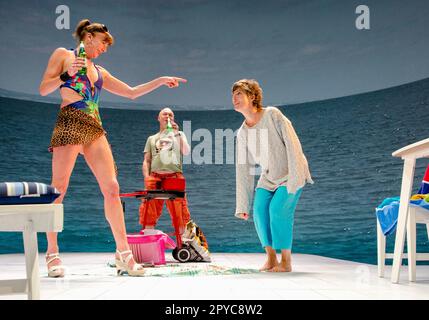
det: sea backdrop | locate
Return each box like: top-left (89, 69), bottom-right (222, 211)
top-left (1, 78), bottom-right (429, 265)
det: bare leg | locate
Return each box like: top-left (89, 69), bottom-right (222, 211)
top-left (270, 249), bottom-right (292, 272)
top-left (83, 136), bottom-right (140, 270)
top-left (260, 246), bottom-right (278, 271)
top-left (47, 145), bottom-right (80, 272)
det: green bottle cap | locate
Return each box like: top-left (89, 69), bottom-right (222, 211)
top-left (167, 118), bottom-right (173, 132)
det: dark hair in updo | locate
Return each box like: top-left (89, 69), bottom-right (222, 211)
top-left (73, 19), bottom-right (114, 45)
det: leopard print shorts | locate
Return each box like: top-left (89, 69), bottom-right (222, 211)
top-left (49, 106), bottom-right (105, 151)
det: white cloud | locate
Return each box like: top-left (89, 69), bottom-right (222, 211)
top-left (301, 44), bottom-right (325, 55)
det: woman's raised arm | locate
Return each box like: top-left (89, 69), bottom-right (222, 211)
top-left (100, 67), bottom-right (187, 100)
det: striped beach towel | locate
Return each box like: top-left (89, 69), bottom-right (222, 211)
top-left (376, 164), bottom-right (429, 236)
top-left (0, 182), bottom-right (61, 205)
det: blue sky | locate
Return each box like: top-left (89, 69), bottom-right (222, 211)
top-left (0, 0), bottom-right (428, 108)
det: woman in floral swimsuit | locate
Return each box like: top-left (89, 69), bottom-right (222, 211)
top-left (39, 19), bottom-right (186, 277)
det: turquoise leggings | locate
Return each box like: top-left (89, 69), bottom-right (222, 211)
top-left (253, 186), bottom-right (302, 250)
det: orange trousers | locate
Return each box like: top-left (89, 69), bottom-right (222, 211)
top-left (139, 172), bottom-right (191, 233)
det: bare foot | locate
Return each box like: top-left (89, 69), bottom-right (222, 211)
top-left (269, 262), bottom-right (292, 273)
top-left (260, 259), bottom-right (278, 272)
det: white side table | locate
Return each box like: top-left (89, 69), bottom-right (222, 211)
top-left (0, 204), bottom-right (63, 299)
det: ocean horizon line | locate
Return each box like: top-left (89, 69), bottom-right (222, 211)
top-left (1, 76), bottom-right (428, 111)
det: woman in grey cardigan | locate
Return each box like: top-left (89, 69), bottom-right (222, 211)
top-left (233, 79), bottom-right (313, 272)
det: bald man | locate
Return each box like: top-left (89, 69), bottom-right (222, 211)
top-left (139, 107), bottom-right (192, 233)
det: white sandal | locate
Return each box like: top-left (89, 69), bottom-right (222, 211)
top-left (46, 253), bottom-right (65, 278)
top-left (115, 250), bottom-right (145, 276)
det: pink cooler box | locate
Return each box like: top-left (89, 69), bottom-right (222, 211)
top-left (127, 230), bottom-right (176, 265)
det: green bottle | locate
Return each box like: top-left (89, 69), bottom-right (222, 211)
top-left (78, 41), bottom-right (87, 75)
top-left (167, 117), bottom-right (173, 132)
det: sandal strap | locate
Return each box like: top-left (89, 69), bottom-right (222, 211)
top-left (46, 253), bottom-right (61, 265)
top-left (46, 256), bottom-right (60, 264)
top-left (116, 250), bottom-right (133, 264)
top-left (46, 252), bottom-right (60, 257)
top-left (116, 250), bottom-right (132, 256)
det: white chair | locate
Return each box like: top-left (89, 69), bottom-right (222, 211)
top-left (378, 137), bottom-right (429, 283)
top-left (0, 204), bottom-right (63, 299)
top-left (377, 206), bottom-right (429, 279)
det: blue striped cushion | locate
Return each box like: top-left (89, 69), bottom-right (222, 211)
top-left (0, 182), bottom-right (61, 205)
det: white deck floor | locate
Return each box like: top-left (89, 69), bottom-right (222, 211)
top-left (0, 252), bottom-right (428, 300)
